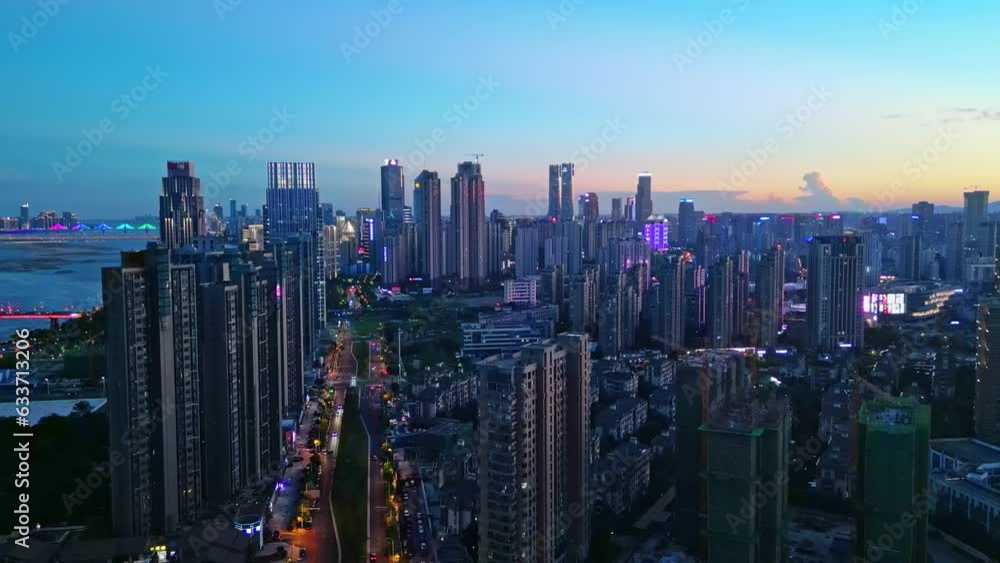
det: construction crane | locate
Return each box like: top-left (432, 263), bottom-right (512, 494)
top-left (465, 153), bottom-right (485, 163)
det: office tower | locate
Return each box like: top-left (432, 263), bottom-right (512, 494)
top-left (754, 246), bottom-right (784, 347)
top-left (548, 164), bottom-right (560, 220)
top-left (515, 225), bottom-right (541, 278)
top-left (320, 202), bottom-right (335, 226)
top-left (964, 189), bottom-right (989, 243)
top-left (856, 397), bottom-right (930, 563)
top-left (228, 199), bottom-right (239, 233)
top-left (707, 257), bottom-right (734, 348)
top-left (678, 199), bottom-right (696, 248)
top-left (265, 162), bottom-right (322, 355)
top-left (701, 394), bottom-right (790, 563)
top-left (103, 244), bottom-right (202, 536)
top-left (414, 170), bottom-right (442, 284)
top-left (976, 299), bottom-right (1000, 443)
top-left (264, 162), bottom-right (318, 240)
top-left (380, 159), bottom-right (405, 228)
top-left (560, 163), bottom-right (575, 222)
top-left (643, 215), bottom-right (670, 251)
top-left (625, 197), bottom-right (635, 223)
top-left (611, 197), bottom-right (623, 219)
top-left (732, 251), bottom-right (750, 341)
top-left (660, 252), bottom-right (689, 351)
top-left (946, 222), bottom-right (965, 282)
top-left (449, 161), bottom-right (488, 288)
top-left (911, 201), bottom-right (933, 236)
top-left (806, 235), bottom-right (864, 351)
top-left (212, 202), bottom-right (225, 230)
top-left (577, 192), bottom-right (599, 221)
top-left (159, 161), bottom-right (206, 250)
top-left (900, 235), bottom-right (921, 280)
top-left (635, 172), bottom-right (653, 225)
top-left (478, 335), bottom-right (590, 563)
top-left (19, 203), bottom-right (29, 229)
top-left (860, 231), bottom-right (882, 289)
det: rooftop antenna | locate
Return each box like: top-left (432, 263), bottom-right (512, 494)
top-left (465, 153), bottom-right (485, 163)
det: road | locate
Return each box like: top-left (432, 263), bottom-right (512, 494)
top-left (362, 388), bottom-right (388, 562)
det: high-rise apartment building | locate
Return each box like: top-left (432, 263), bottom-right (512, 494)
top-left (414, 170), bottom-right (442, 284)
top-left (477, 334), bottom-right (591, 563)
top-left (806, 235), bottom-right (864, 351)
top-left (856, 397), bottom-right (930, 563)
top-left (976, 299), bottom-right (1000, 443)
top-left (754, 245), bottom-right (784, 347)
top-left (707, 256), bottom-right (734, 348)
top-left (548, 164), bottom-right (561, 220)
top-left (449, 161), bottom-right (488, 288)
top-left (578, 192), bottom-right (599, 221)
top-left (611, 197), bottom-right (623, 219)
top-left (659, 252), bottom-right (689, 351)
top-left (103, 244), bottom-right (202, 537)
top-left (159, 161), bottom-right (206, 250)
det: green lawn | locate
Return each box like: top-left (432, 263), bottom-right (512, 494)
top-left (332, 390), bottom-right (368, 562)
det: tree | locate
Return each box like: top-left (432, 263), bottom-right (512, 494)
top-left (71, 400), bottom-right (93, 416)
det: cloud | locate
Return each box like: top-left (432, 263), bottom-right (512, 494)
top-left (794, 171), bottom-right (865, 211)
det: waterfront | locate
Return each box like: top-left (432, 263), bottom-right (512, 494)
top-left (0, 234), bottom-right (154, 337)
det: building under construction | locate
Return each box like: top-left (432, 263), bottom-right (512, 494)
top-left (855, 396), bottom-right (930, 563)
top-left (699, 391), bottom-right (791, 563)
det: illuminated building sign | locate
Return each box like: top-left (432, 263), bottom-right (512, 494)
top-left (862, 293), bottom-right (906, 315)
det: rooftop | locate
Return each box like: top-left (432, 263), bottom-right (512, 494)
top-left (931, 438), bottom-right (1000, 466)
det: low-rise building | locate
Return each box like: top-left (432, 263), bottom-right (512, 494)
top-left (592, 440), bottom-right (651, 515)
top-left (596, 397), bottom-right (648, 442)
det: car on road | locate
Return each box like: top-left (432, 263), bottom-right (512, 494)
top-left (369, 553), bottom-right (378, 561)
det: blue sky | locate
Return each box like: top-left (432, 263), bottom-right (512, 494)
top-left (2, 0), bottom-right (999, 218)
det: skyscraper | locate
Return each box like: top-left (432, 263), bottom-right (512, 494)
top-left (264, 162), bottom-right (318, 241)
top-left (159, 161), bottom-right (206, 250)
top-left (103, 244), bottom-right (202, 536)
top-left (659, 252), bottom-right (689, 351)
top-left (577, 192), bottom-right (599, 221)
top-left (19, 203), bottom-right (29, 229)
top-left (963, 189), bottom-right (989, 244)
top-left (611, 197), bottom-right (623, 219)
top-left (807, 235), bottom-right (864, 351)
top-left (449, 161), bottom-right (488, 288)
top-left (560, 163), bottom-right (574, 222)
top-left (548, 164), bottom-right (560, 220)
top-left (754, 245), bottom-right (784, 348)
top-left (380, 159), bottom-right (405, 228)
top-left (678, 198), bottom-right (696, 248)
top-left (625, 197), bottom-right (635, 223)
top-left (635, 172), bottom-right (653, 225)
top-left (707, 256), bottom-right (734, 348)
top-left (856, 397), bottom-right (930, 563)
top-left (415, 170), bottom-right (442, 284)
top-left (514, 225), bottom-right (540, 278)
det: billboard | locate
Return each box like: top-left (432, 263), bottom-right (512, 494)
top-left (862, 293), bottom-right (906, 315)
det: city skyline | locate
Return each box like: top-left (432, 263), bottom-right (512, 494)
top-left (3, 1), bottom-right (999, 216)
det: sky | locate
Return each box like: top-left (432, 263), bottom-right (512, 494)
top-left (1, 0), bottom-right (999, 218)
